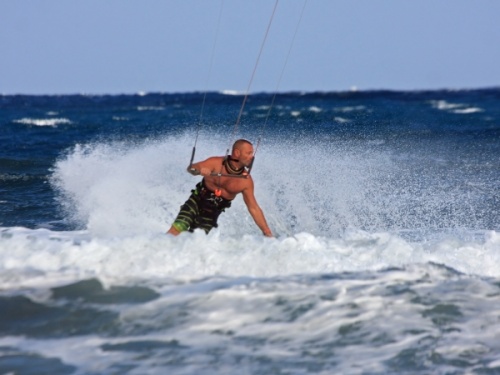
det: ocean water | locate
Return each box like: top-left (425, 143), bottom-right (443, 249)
top-left (1, 89), bottom-right (500, 374)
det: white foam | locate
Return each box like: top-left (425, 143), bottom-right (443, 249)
top-left (308, 106), bottom-right (322, 113)
top-left (451, 107), bottom-right (483, 114)
top-left (220, 90), bottom-right (243, 96)
top-left (431, 100), bottom-right (463, 111)
top-left (136, 106), bottom-right (165, 111)
top-left (14, 118), bottom-right (72, 127)
top-left (334, 116), bottom-right (351, 123)
top-left (334, 105), bottom-right (366, 113)
top-left (1, 226), bottom-right (499, 292)
top-left (430, 100), bottom-right (483, 114)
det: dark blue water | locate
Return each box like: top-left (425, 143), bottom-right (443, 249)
top-left (1, 89), bottom-right (500, 374)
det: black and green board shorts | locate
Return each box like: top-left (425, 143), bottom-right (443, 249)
top-left (172, 180), bottom-right (232, 234)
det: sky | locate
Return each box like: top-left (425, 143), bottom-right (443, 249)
top-left (2, 0), bottom-right (500, 95)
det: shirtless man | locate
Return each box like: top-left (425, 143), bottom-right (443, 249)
top-left (167, 139), bottom-right (273, 237)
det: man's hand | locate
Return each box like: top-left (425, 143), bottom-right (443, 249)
top-left (187, 166), bottom-right (211, 176)
top-left (187, 167), bottom-right (200, 176)
top-left (263, 229), bottom-right (273, 237)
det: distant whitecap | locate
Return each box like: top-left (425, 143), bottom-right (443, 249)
top-left (451, 107), bottom-right (483, 114)
top-left (137, 106), bottom-right (165, 111)
top-left (430, 100), bottom-right (483, 114)
top-left (220, 90), bottom-right (243, 96)
top-left (308, 106), bottom-right (322, 113)
top-left (334, 116), bottom-right (351, 123)
top-left (14, 118), bottom-right (72, 127)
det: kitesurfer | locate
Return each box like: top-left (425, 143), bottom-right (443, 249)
top-left (167, 139), bottom-right (273, 237)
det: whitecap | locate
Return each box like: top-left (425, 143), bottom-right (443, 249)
top-left (334, 116), bottom-right (351, 123)
top-left (430, 100), bottom-right (462, 111)
top-left (334, 105), bottom-right (366, 113)
top-left (137, 106), bottom-right (165, 111)
top-left (308, 106), bottom-right (322, 113)
top-left (430, 100), bottom-right (483, 114)
top-left (451, 107), bottom-right (483, 114)
top-left (220, 90), bottom-right (244, 96)
top-left (14, 118), bottom-right (72, 127)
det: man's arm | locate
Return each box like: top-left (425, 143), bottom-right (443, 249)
top-left (187, 158), bottom-right (217, 177)
top-left (242, 180), bottom-right (273, 237)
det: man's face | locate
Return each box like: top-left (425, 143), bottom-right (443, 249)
top-left (237, 144), bottom-right (254, 167)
